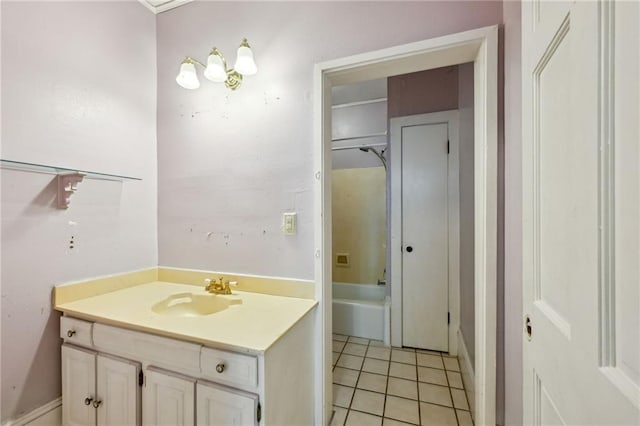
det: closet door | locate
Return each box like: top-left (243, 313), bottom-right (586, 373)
top-left (62, 344), bottom-right (97, 426)
top-left (96, 354), bottom-right (141, 426)
top-left (142, 367), bottom-right (195, 426)
top-left (196, 381), bottom-right (258, 426)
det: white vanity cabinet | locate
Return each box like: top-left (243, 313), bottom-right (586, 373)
top-left (59, 307), bottom-right (314, 426)
top-left (61, 344), bottom-right (141, 426)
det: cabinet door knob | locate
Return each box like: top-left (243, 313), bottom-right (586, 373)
top-left (84, 397), bottom-right (93, 406)
top-left (67, 330), bottom-right (76, 337)
top-left (92, 400), bottom-right (102, 408)
top-left (216, 363), bottom-right (225, 373)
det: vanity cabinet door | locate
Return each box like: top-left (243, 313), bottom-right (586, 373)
top-left (62, 344), bottom-right (97, 426)
top-left (96, 354), bottom-right (141, 426)
top-left (196, 381), bottom-right (258, 426)
top-left (142, 367), bottom-right (195, 426)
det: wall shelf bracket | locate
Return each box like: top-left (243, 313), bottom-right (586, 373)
top-left (57, 172), bottom-right (86, 209)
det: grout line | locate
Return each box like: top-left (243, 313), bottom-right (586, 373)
top-left (443, 354), bottom-right (461, 426)
top-left (345, 337), bottom-right (370, 424)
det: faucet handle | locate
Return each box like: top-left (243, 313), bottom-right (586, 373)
top-left (204, 278), bottom-right (212, 285)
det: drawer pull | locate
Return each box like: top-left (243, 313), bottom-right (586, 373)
top-left (92, 400), bottom-right (102, 408)
top-left (84, 397), bottom-right (93, 406)
top-left (216, 363), bottom-right (225, 373)
top-left (67, 330), bottom-right (76, 338)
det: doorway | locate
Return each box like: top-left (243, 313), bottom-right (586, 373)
top-left (314, 25), bottom-right (498, 426)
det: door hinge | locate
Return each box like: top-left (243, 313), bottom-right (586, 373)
top-left (448, 312), bottom-right (450, 324)
top-left (447, 140), bottom-right (450, 154)
top-left (257, 402), bottom-right (262, 422)
top-left (138, 370), bottom-right (144, 387)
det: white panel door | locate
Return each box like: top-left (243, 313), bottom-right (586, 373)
top-left (62, 344), bottom-right (97, 426)
top-left (196, 381), bottom-right (258, 426)
top-left (401, 123), bottom-right (449, 351)
top-left (142, 368), bottom-right (195, 426)
top-left (523, 1), bottom-right (640, 424)
top-left (96, 354), bottom-right (140, 426)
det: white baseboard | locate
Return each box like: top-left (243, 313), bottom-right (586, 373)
top-left (1, 398), bottom-right (62, 426)
top-left (457, 330), bottom-right (475, 417)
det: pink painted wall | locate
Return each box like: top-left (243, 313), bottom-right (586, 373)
top-left (388, 66), bottom-right (459, 118)
top-left (156, 1), bottom-right (502, 279)
top-left (503, 1), bottom-right (523, 424)
top-left (0, 1), bottom-right (157, 421)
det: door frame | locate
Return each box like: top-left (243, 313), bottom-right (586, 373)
top-left (313, 25), bottom-right (498, 425)
top-left (389, 110), bottom-right (460, 354)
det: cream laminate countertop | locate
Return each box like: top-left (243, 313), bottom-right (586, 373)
top-left (55, 281), bottom-right (317, 354)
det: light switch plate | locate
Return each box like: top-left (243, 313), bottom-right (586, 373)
top-left (283, 212), bottom-right (297, 235)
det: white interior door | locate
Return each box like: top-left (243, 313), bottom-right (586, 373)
top-left (96, 354), bottom-right (140, 426)
top-left (62, 344), bottom-right (97, 426)
top-left (142, 367), bottom-right (195, 426)
top-left (401, 122), bottom-right (449, 351)
top-left (523, 1), bottom-right (640, 424)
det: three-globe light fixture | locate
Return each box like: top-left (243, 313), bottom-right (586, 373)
top-left (176, 38), bottom-right (257, 91)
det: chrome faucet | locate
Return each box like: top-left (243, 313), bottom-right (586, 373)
top-left (205, 277), bottom-right (233, 295)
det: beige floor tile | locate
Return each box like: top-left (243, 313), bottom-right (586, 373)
top-left (337, 354), bottom-right (364, 370)
top-left (451, 388), bottom-right (469, 410)
top-left (419, 402), bottom-right (457, 425)
top-left (333, 384), bottom-right (355, 408)
top-left (384, 395), bottom-right (420, 424)
top-left (382, 418), bottom-right (414, 426)
top-left (349, 336), bottom-right (370, 345)
top-left (333, 340), bottom-right (346, 352)
top-left (457, 409), bottom-right (474, 426)
top-left (333, 352), bottom-right (340, 366)
top-left (442, 357), bottom-right (460, 372)
top-left (334, 367), bottom-right (360, 387)
top-left (416, 349), bottom-right (442, 355)
top-left (369, 339), bottom-right (388, 348)
top-left (344, 343), bottom-right (368, 357)
top-left (416, 353), bottom-right (444, 369)
top-left (387, 377), bottom-right (418, 400)
top-left (333, 334), bottom-right (348, 342)
top-left (357, 372), bottom-right (388, 393)
top-left (391, 349), bottom-right (417, 365)
top-left (367, 346), bottom-right (391, 360)
top-left (331, 406), bottom-right (348, 426)
top-left (389, 362), bottom-right (417, 381)
top-left (418, 382), bottom-right (452, 407)
top-left (417, 366), bottom-right (448, 386)
top-left (351, 389), bottom-right (385, 416)
top-left (363, 358), bottom-right (390, 375)
top-left (346, 410), bottom-right (383, 426)
top-left (446, 371), bottom-right (463, 389)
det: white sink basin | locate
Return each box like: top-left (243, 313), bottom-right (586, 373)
top-left (152, 292), bottom-right (241, 317)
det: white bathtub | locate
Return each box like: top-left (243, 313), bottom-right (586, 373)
top-left (332, 282), bottom-right (387, 341)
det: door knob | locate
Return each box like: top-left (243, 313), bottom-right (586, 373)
top-left (216, 363), bottom-right (225, 373)
top-left (67, 330), bottom-right (76, 337)
top-left (525, 315), bottom-right (532, 341)
top-left (92, 400), bottom-right (102, 408)
top-left (84, 397), bottom-right (93, 406)
top-left (406, 246), bottom-right (413, 253)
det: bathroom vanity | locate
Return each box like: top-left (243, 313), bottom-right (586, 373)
top-left (55, 280), bottom-right (317, 426)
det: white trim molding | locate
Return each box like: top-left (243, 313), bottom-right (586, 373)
top-left (314, 25), bottom-right (498, 426)
top-left (458, 330), bottom-right (476, 416)
top-left (1, 398), bottom-right (62, 426)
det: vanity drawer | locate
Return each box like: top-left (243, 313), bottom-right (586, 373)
top-left (201, 347), bottom-right (258, 390)
top-left (60, 317), bottom-right (93, 347)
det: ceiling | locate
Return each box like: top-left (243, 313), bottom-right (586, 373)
top-left (138, 0), bottom-right (193, 14)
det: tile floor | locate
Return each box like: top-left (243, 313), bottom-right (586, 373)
top-left (331, 334), bottom-right (473, 426)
